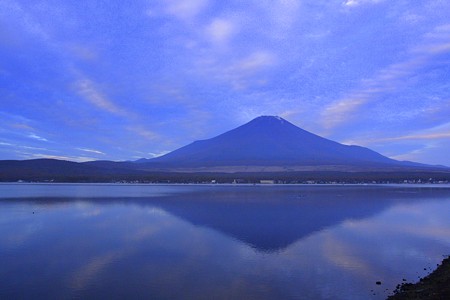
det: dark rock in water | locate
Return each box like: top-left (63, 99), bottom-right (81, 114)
top-left (387, 256), bottom-right (450, 300)
top-left (376, 281), bottom-right (382, 285)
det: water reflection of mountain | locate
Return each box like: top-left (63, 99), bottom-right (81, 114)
top-left (9, 185), bottom-right (450, 252)
top-left (146, 186), bottom-right (449, 252)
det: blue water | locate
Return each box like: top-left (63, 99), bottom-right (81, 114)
top-left (1, 183), bottom-right (449, 299)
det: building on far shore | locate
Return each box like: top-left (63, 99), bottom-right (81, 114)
top-left (260, 180), bottom-right (276, 184)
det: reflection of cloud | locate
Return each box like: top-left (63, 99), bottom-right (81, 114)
top-left (128, 226), bottom-right (159, 241)
top-left (70, 251), bottom-right (123, 291)
top-left (343, 200), bottom-right (450, 243)
top-left (2, 223), bottom-right (43, 249)
top-left (81, 208), bottom-right (102, 217)
top-left (322, 235), bottom-right (375, 278)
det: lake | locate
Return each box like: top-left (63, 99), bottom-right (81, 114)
top-left (1, 183), bottom-right (449, 299)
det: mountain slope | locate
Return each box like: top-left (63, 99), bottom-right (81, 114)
top-left (143, 116), bottom-right (403, 168)
top-left (0, 159), bottom-right (146, 181)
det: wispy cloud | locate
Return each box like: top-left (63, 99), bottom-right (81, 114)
top-left (205, 18), bottom-right (237, 46)
top-left (343, 121), bottom-right (450, 147)
top-left (321, 23), bottom-right (450, 129)
top-left (27, 133), bottom-right (48, 142)
top-left (0, 141), bottom-right (53, 152)
top-left (390, 145), bottom-right (437, 163)
top-left (126, 126), bottom-right (159, 141)
top-left (265, 0), bottom-right (302, 34)
top-left (344, 132), bottom-right (450, 146)
top-left (0, 0), bottom-right (50, 41)
top-left (148, 151), bottom-right (170, 158)
top-left (11, 123), bottom-right (35, 131)
top-left (218, 50), bottom-right (278, 90)
top-left (343, 0), bottom-right (385, 7)
top-left (75, 78), bottom-right (129, 117)
top-left (321, 98), bottom-right (366, 129)
top-left (158, 0), bottom-right (209, 21)
top-left (233, 51), bottom-right (277, 72)
top-left (67, 44), bottom-right (98, 61)
top-left (0, 111), bottom-right (34, 126)
top-left (76, 148), bottom-right (105, 155)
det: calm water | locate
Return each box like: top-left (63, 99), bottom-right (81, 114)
top-left (1, 183), bottom-right (450, 300)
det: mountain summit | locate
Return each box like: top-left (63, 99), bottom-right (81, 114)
top-left (145, 115), bottom-right (403, 170)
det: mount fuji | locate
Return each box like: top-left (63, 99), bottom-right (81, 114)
top-left (136, 116), bottom-right (431, 172)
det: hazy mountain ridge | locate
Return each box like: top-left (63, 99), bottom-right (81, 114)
top-left (0, 116), bottom-right (448, 182)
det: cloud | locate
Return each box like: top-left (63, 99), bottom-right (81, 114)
top-left (381, 132), bottom-right (450, 142)
top-left (389, 146), bottom-right (436, 162)
top-left (11, 123), bottom-right (35, 131)
top-left (0, 141), bottom-right (54, 153)
top-left (0, 0), bottom-right (50, 41)
top-left (205, 18), bottom-right (236, 46)
top-left (164, 0), bottom-right (209, 21)
top-left (346, 133), bottom-right (450, 147)
top-left (0, 111), bottom-right (34, 126)
top-left (76, 148), bottom-right (105, 155)
top-left (233, 51), bottom-right (277, 72)
top-left (268, 0), bottom-right (302, 33)
top-left (222, 51), bottom-right (278, 89)
top-left (75, 78), bottom-right (129, 117)
top-left (321, 98), bottom-right (367, 129)
top-left (344, 121), bottom-right (450, 146)
top-left (27, 133), bottom-right (48, 142)
top-left (67, 44), bottom-right (98, 61)
top-left (321, 23), bottom-right (450, 129)
top-left (343, 0), bottom-right (385, 7)
top-left (148, 151), bottom-right (170, 158)
top-left (127, 126), bottom-right (159, 141)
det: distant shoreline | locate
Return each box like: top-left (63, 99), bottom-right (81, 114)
top-left (1, 182), bottom-right (450, 188)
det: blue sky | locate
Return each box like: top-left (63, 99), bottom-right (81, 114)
top-left (1, 0), bottom-right (449, 165)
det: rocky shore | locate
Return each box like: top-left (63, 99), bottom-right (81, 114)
top-left (387, 256), bottom-right (450, 299)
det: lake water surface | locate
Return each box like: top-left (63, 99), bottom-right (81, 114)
top-left (1, 183), bottom-right (449, 299)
